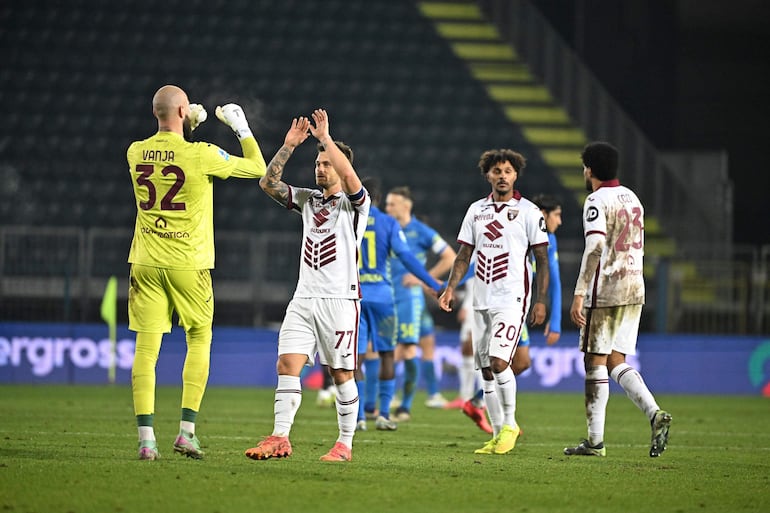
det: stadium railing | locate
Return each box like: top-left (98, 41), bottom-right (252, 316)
top-left (0, 226), bottom-right (767, 334)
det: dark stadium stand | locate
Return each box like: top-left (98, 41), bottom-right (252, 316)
top-left (0, 0), bottom-right (589, 326)
top-left (0, 0), bottom-right (575, 244)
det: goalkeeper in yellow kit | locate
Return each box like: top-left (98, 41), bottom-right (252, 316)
top-left (127, 84), bottom-right (266, 460)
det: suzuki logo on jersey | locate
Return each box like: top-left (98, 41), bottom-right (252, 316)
top-left (313, 208), bottom-right (330, 227)
top-left (483, 220), bottom-right (504, 241)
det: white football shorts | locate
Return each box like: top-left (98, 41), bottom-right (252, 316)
top-left (579, 304), bottom-right (643, 355)
top-left (471, 307), bottom-right (527, 369)
top-left (278, 297), bottom-right (360, 371)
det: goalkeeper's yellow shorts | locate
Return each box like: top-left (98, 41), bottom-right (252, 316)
top-left (128, 264), bottom-right (213, 333)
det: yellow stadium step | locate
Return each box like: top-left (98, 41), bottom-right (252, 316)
top-left (555, 167), bottom-right (585, 190)
top-left (541, 148), bottom-right (584, 168)
top-left (504, 105), bottom-right (570, 125)
top-left (523, 127), bottom-right (587, 146)
top-left (670, 261), bottom-right (698, 280)
top-left (418, 2), bottom-right (484, 20)
top-left (486, 84), bottom-right (550, 102)
top-left (470, 63), bottom-right (533, 82)
top-left (419, 0), bottom-right (695, 300)
top-left (450, 42), bottom-right (517, 61)
top-left (645, 236), bottom-right (676, 257)
top-left (679, 283), bottom-right (718, 304)
top-left (435, 22), bottom-right (499, 40)
top-left (645, 216), bottom-right (663, 237)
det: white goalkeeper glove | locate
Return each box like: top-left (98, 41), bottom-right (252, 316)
top-left (188, 103), bottom-right (207, 131)
top-left (215, 103), bottom-right (253, 140)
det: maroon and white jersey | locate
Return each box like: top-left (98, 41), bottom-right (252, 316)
top-left (287, 186), bottom-right (370, 299)
top-left (457, 192), bottom-right (548, 310)
top-left (575, 180), bottom-right (645, 307)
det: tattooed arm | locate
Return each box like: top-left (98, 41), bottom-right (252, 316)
top-left (438, 243), bottom-right (473, 312)
top-left (529, 243), bottom-right (550, 325)
top-left (259, 117), bottom-right (310, 207)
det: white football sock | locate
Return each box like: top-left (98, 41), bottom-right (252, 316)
top-left (611, 363), bottom-right (660, 420)
top-left (494, 366), bottom-right (518, 428)
top-left (482, 378), bottom-right (502, 436)
top-left (585, 365), bottom-right (609, 446)
top-left (334, 379), bottom-right (358, 448)
top-left (179, 421), bottom-right (195, 435)
top-left (460, 356), bottom-right (477, 400)
top-left (138, 426), bottom-right (155, 442)
top-left (273, 374), bottom-right (302, 437)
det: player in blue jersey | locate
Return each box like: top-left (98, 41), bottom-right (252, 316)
top-left (385, 186), bottom-right (456, 420)
top-left (356, 178), bottom-right (442, 431)
top-left (461, 194), bottom-right (564, 433)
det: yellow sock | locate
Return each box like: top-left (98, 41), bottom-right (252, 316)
top-left (132, 332), bottom-right (162, 416)
top-left (181, 325), bottom-right (212, 412)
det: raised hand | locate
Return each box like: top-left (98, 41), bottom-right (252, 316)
top-left (284, 117), bottom-right (310, 148)
top-left (215, 103), bottom-right (253, 140)
top-left (188, 103), bottom-right (207, 131)
top-left (309, 109), bottom-right (330, 141)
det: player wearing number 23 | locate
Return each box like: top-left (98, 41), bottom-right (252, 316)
top-left (126, 85), bottom-right (266, 461)
top-left (566, 141), bottom-right (671, 458)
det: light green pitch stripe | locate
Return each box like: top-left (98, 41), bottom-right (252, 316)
top-left (418, 2), bottom-right (483, 20)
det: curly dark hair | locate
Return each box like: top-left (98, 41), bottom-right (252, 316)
top-left (581, 142), bottom-right (618, 181)
top-left (478, 149), bottom-right (526, 176)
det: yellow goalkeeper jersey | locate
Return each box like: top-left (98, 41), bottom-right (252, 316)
top-left (127, 131), bottom-right (265, 270)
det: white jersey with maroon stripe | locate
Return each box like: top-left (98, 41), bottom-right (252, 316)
top-left (288, 186), bottom-right (370, 299)
top-left (457, 192), bottom-right (548, 310)
top-left (576, 181), bottom-right (645, 307)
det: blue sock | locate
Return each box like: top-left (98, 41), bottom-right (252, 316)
top-left (379, 378), bottom-right (396, 418)
top-left (356, 377), bottom-right (366, 421)
top-left (421, 359), bottom-right (438, 396)
top-left (364, 358), bottom-right (380, 413)
top-left (401, 358), bottom-right (419, 411)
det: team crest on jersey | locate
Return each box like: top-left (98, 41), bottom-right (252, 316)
top-left (507, 209), bottom-right (519, 221)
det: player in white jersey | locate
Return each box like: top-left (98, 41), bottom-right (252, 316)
top-left (565, 141), bottom-right (671, 458)
top-left (439, 148), bottom-right (549, 455)
top-left (245, 110), bottom-right (370, 463)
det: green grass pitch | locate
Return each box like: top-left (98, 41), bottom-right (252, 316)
top-left (1, 385), bottom-right (768, 513)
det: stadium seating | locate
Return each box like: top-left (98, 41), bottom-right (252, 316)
top-left (0, 0), bottom-right (572, 243)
